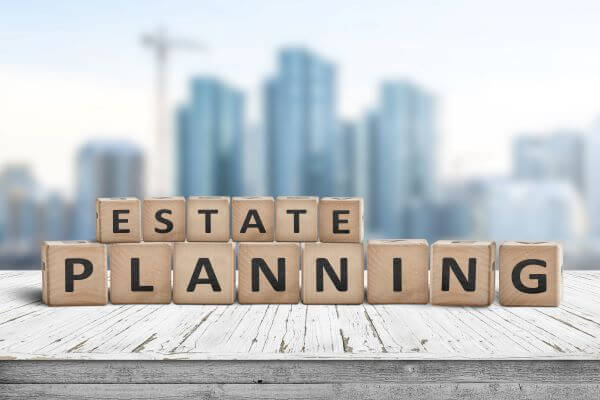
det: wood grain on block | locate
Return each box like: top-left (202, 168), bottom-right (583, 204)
top-left (186, 196), bottom-right (231, 242)
top-left (142, 197), bottom-right (185, 242)
top-left (318, 197), bottom-right (363, 243)
top-left (231, 197), bottom-right (274, 242)
top-left (41, 241), bottom-right (107, 306)
top-left (96, 197), bottom-right (141, 243)
top-left (430, 240), bottom-right (496, 306)
top-left (499, 241), bottom-right (562, 307)
top-left (172, 241), bottom-right (235, 304)
top-left (302, 242), bottom-right (364, 304)
top-left (275, 196), bottom-right (319, 242)
top-left (367, 239), bottom-right (429, 304)
top-left (109, 242), bottom-right (172, 304)
top-left (238, 242), bottom-right (300, 304)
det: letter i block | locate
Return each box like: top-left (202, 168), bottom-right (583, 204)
top-left (41, 241), bottom-right (107, 306)
top-left (143, 197), bottom-right (186, 242)
top-left (499, 241), bottom-right (562, 306)
top-left (96, 198), bottom-right (141, 243)
top-left (430, 240), bottom-right (496, 306)
top-left (173, 241), bottom-right (235, 304)
top-left (275, 196), bottom-right (318, 242)
top-left (186, 196), bottom-right (231, 242)
top-left (109, 242), bottom-right (172, 304)
top-left (367, 239), bottom-right (429, 304)
top-left (318, 197), bottom-right (364, 243)
top-left (238, 242), bottom-right (300, 304)
top-left (302, 242), bottom-right (364, 304)
top-left (231, 197), bottom-right (274, 242)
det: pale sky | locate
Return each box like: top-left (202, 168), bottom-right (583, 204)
top-left (2, 0), bottom-right (600, 196)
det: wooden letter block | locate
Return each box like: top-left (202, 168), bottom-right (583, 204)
top-left (367, 239), bottom-right (429, 304)
top-left (109, 242), bottom-right (172, 304)
top-left (275, 196), bottom-right (318, 242)
top-left (238, 242), bottom-right (300, 304)
top-left (186, 196), bottom-right (231, 242)
top-left (318, 197), bottom-right (363, 243)
top-left (430, 240), bottom-right (496, 306)
top-left (96, 197), bottom-right (141, 243)
top-left (143, 197), bottom-right (185, 242)
top-left (231, 197), bottom-right (274, 242)
top-left (41, 241), bottom-right (107, 306)
top-left (499, 241), bottom-right (562, 306)
top-left (302, 242), bottom-right (364, 304)
top-left (172, 241), bottom-right (235, 304)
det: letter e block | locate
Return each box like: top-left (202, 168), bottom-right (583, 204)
top-left (96, 197), bottom-right (141, 243)
top-left (431, 240), bottom-right (496, 306)
top-left (232, 197), bottom-right (274, 242)
top-left (275, 196), bottom-right (318, 242)
top-left (318, 197), bottom-right (363, 243)
top-left (143, 197), bottom-right (185, 242)
top-left (367, 239), bottom-right (429, 304)
top-left (186, 196), bottom-right (231, 242)
top-left (41, 241), bottom-right (107, 306)
top-left (499, 241), bottom-right (562, 306)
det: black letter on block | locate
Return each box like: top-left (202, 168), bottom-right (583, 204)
top-left (240, 209), bottom-right (266, 233)
top-left (131, 258), bottom-right (153, 291)
top-left (198, 209), bottom-right (219, 233)
top-left (154, 209), bottom-right (173, 233)
top-left (316, 258), bottom-right (348, 292)
top-left (65, 258), bottom-right (93, 292)
top-left (287, 209), bottom-right (307, 233)
top-left (252, 258), bottom-right (286, 292)
top-left (112, 209), bottom-right (130, 233)
top-left (442, 257), bottom-right (476, 292)
top-left (512, 259), bottom-right (547, 294)
top-left (187, 258), bottom-right (221, 292)
top-left (332, 210), bottom-right (350, 234)
top-left (393, 258), bottom-right (402, 292)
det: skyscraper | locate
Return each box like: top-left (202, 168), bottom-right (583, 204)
top-left (0, 165), bottom-right (38, 248)
top-left (176, 77), bottom-right (244, 197)
top-left (265, 47), bottom-right (337, 196)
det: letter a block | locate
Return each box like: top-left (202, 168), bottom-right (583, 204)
top-left (41, 241), bottom-right (107, 306)
top-left (238, 242), bottom-right (300, 304)
top-left (96, 198), bottom-right (141, 243)
top-left (499, 241), bottom-right (562, 306)
top-left (302, 242), bottom-right (364, 304)
top-left (275, 196), bottom-right (318, 242)
top-left (173, 241), bottom-right (235, 304)
top-left (186, 196), bottom-right (231, 242)
top-left (232, 197), bottom-right (274, 242)
top-left (367, 239), bottom-right (429, 304)
top-left (109, 242), bottom-right (172, 304)
top-left (430, 241), bottom-right (496, 306)
top-left (318, 197), bottom-right (363, 243)
top-left (143, 197), bottom-right (186, 242)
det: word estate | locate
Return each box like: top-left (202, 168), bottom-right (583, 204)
top-left (41, 196), bottom-right (562, 307)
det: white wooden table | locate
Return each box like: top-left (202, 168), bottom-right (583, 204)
top-left (0, 270), bottom-right (599, 399)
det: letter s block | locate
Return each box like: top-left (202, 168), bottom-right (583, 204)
top-left (96, 197), bottom-right (141, 243)
top-left (499, 241), bottom-right (562, 306)
top-left (143, 197), bottom-right (186, 242)
top-left (41, 241), bottom-right (107, 306)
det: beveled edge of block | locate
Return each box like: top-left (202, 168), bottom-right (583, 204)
top-left (187, 195), bottom-right (231, 202)
top-left (42, 240), bottom-right (105, 247)
top-left (232, 196), bottom-right (275, 202)
top-left (301, 241), bottom-right (365, 251)
top-left (319, 196), bottom-right (364, 204)
top-left (97, 197), bottom-right (140, 202)
top-left (433, 239), bottom-right (496, 249)
top-left (275, 195), bottom-right (319, 202)
top-left (238, 241), bottom-right (301, 250)
top-left (174, 240), bottom-right (235, 250)
top-left (108, 241), bottom-right (174, 249)
top-left (143, 196), bottom-right (186, 202)
top-left (499, 240), bottom-right (562, 249)
top-left (368, 239), bottom-right (429, 246)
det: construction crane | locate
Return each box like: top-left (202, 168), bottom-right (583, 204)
top-left (141, 27), bottom-right (204, 196)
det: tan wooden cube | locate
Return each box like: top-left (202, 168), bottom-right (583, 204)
top-left (318, 197), bottom-right (363, 243)
top-left (499, 241), bottom-right (562, 307)
top-left (238, 242), bottom-right (300, 304)
top-left (186, 196), bottom-right (231, 242)
top-left (41, 241), bottom-right (107, 306)
top-left (430, 240), bottom-right (496, 306)
top-left (231, 197), bottom-right (274, 242)
top-left (275, 196), bottom-right (318, 242)
top-left (143, 197), bottom-right (185, 242)
top-left (302, 242), bottom-right (364, 304)
top-left (367, 239), bottom-right (429, 304)
top-left (96, 197), bottom-right (141, 243)
top-left (109, 242), bottom-right (172, 304)
top-left (172, 241), bottom-right (235, 304)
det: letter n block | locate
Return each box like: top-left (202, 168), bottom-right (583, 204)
top-left (302, 242), bottom-right (364, 304)
top-left (318, 197), bottom-right (363, 243)
top-left (96, 197), bottom-right (141, 243)
top-left (143, 197), bottom-right (186, 242)
top-left (186, 196), bottom-right (231, 241)
top-left (109, 242), bottom-right (172, 304)
top-left (367, 239), bottom-right (429, 304)
top-left (431, 240), bottom-right (496, 306)
top-left (41, 241), bottom-right (107, 306)
top-left (275, 196), bottom-right (318, 242)
top-left (232, 197), bottom-right (274, 242)
top-left (238, 242), bottom-right (300, 304)
top-left (173, 241), bottom-right (235, 304)
top-left (499, 241), bottom-right (562, 306)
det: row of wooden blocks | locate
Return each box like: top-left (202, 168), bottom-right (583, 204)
top-left (41, 240), bottom-right (562, 307)
top-left (96, 196), bottom-right (363, 243)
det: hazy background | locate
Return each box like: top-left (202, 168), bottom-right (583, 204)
top-left (2, 0), bottom-right (600, 268)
